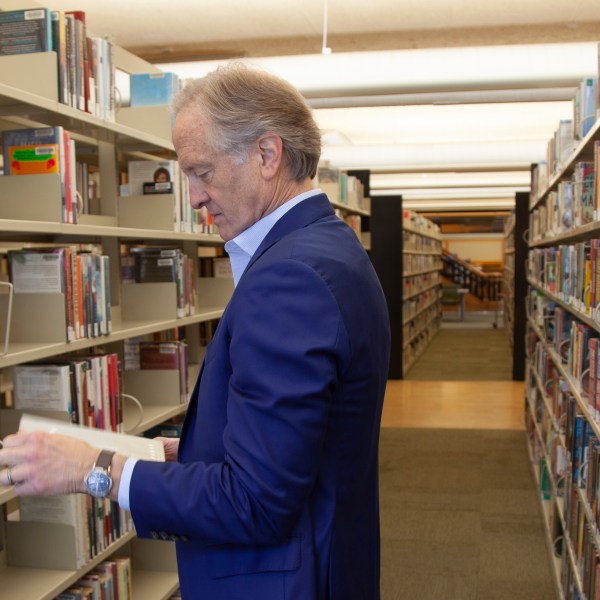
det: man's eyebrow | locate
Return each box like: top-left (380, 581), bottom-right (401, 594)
top-left (179, 160), bottom-right (213, 171)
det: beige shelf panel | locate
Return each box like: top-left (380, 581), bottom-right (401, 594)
top-left (0, 530), bottom-right (136, 600)
top-left (0, 218), bottom-right (223, 244)
top-left (124, 370), bottom-right (185, 408)
top-left (123, 403), bottom-right (187, 437)
top-left (132, 570), bottom-right (179, 600)
top-left (0, 174), bottom-right (62, 222)
top-left (119, 195), bottom-right (178, 231)
top-left (117, 106), bottom-right (173, 142)
top-left (0, 293), bottom-right (67, 344)
top-left (131, 538), bottom-right (178, 600)
top-left (0, 307), bottom-right (224, 370)
top-left (121, 283), bottom-right (179, 322)
top-left (0, 54), bottom-right (173, 154)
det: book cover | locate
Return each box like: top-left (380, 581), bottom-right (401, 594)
top-left (66, 11), bottom-right (88, 113)
top-left (127, 159), bottom-right (177, 195)
top-left (8, 247), bottom-right (65, 294)
top-left (130, 71), bottom-right (179, 107)
top-left (0, 8), bottom-right (52, 55)
top-left (132, 247), bottom-right (179, 283)
top-left (3, 126), bottom-right (62, 176)
top-left (13, 364), bottom-right (73, 414)
top-left (51, 10), bottom-right (68, 105)
top-left (139, 341), bottom-right (181, 370)
top-left (19, 414), bottom-right (165, 461)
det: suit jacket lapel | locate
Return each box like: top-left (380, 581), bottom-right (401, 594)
top-left (241, 193), bottom-right (334, 281)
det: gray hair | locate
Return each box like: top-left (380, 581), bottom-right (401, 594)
top-left (173, 63), bottom-right (322, 180)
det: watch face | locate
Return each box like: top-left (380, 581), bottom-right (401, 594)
top-left (86, 469), bottom-right (112, 498)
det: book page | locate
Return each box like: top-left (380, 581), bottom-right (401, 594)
top-left (19, 414), bottom-right (165, 461)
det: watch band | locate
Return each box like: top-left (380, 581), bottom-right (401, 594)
top-left (95, 449), bottom-right (115, 473)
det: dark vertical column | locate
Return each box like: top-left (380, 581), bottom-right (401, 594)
top-left (513, 191), bottom-right (528, 381)
top-left (370, 195), bottom-right (404, 379)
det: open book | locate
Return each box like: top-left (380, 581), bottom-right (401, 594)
top-left (19, 414), bottom-right (165, 461)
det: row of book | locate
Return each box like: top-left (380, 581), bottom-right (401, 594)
top-left (526, 399), bottom-right (600, 600)
top-left (528, 241), bottom-right (600, 321)
top-left (11, 351), bottom-right (130, 569)
top-left (403, 230), bottom-right (443, 254)
top-left (1, 125), bottom-right (218, 233)
top-left (120, 246), bottom-right (196, 319)
top-left (124, 159), bottom-right (216, 234)
top-left (0, 8), bottom-right (116, 120)
top-left (403, 272), bottom-right (441, 300)
top-left (3, 126), bottom-right (80, 223)
top-left (316, 164), bottom-right (369, 212)
top-left (13, 353), bottom-right (121, 431)
top-left (403, 287), bottom-right (440, 324)
top-left (403, 209), bottom-right (441, 239)
top-left (532, 76), bottom-right (598, 195)
top-left (402, 253), bottom-right (442, 275)
top-left (525, 350), bottom-right (600, 600)
top-left (335, 211), bottom-right (362, 240)
top-left (528, 292), bottom-right (598, 412)
top-left (128, 340), bottom-right (189, 404)
top-left (403, 304), bottom-right (439, 347)
top-left (530, 151), bottom-right (600, 241)
top-left (402, 316), bottom-right (440, 375)
top-left (55, 555), bottom-right (132, 599)
top-left (14, 493), bottom-right (131, 571)
top-left (8, 245), bottom-right (111, 342)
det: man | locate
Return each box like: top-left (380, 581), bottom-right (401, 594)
top-left (0, 64), bottom-right (391, 599)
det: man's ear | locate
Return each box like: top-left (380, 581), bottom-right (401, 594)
top-left (256, 133), bottom-right (284, 179)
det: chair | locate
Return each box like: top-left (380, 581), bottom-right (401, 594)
top-left (441, 284), bottom-right (467, 321)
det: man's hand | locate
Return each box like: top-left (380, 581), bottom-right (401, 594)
top-left (0, 431), bottom-right (98, 496)
top-left (156, 436), bottom-right (180, 462)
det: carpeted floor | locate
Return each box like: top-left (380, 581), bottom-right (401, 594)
top-left (405, 322), bottom-right (512, 381)
top-left (379, 427), bottom-right (557, 600)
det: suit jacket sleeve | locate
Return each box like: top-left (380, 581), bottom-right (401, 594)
top-left (128, 257), bottom-right (350, 545)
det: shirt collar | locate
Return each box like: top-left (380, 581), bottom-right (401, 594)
top-left (224, 188), bottom-right (322, 286)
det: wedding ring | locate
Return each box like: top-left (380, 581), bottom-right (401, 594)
top-left (6, 467), bottom-right (13, 486)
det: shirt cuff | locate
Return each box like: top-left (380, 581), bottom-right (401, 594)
top-left (117, 457), bottom-right (138, 511)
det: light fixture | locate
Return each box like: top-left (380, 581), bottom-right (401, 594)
top-left (370, 171), bottom-right (531, 189)
top-left (401, 198), bottom-right (516, 211)
top-left (158, 42), bottom-right (598, 101)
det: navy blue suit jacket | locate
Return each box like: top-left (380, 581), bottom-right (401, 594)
top-left (129, 194), bottom-right (391, 599)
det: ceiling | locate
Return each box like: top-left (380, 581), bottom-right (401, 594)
top-left (37, 0), bottom-right (600, 216)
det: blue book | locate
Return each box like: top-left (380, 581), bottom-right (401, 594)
top-left (130, 72), bottom-right (179, 107)
top-left (0, 8), bottom-right (52, 55)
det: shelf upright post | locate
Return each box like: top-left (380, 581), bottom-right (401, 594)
top-left (370, 195), bottom-right (403, 379)
top-left (513, 191), bottom-right (528, 380)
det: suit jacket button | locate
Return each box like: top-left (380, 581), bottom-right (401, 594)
top-left (151, 531), bottom-right (159, 539)
top-left (160, 531), bottom-right (170, 540)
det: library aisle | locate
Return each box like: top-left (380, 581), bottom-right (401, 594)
top-left (379, 322), bottom-right (557, 599)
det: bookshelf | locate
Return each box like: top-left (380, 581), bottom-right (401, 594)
top-left (370, 195), bottom-right (442, 379)
top-left (502, 192), bottom-right (528, 381)
top-left (503, 211), bottom-right (516, 349)
top-left (0, 40), bottom-right (230, 600)
top-left (524, 86), bottom-right (600, 598)
top-left (317, 165), bottom-right (372, 250)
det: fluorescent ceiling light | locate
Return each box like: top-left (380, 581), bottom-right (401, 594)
top-left (370, 171), bottom-right (530, 189)
top-left (374, 187), bottom-right (528, 199)
top-left (158, 42), bottom-right (598, 99)
top-left (322, 140), bottom-right (547, 170)
top-left (314, 102), bottom-right (570, 145)
top-left (402, 198), bottom-right (516, 210)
